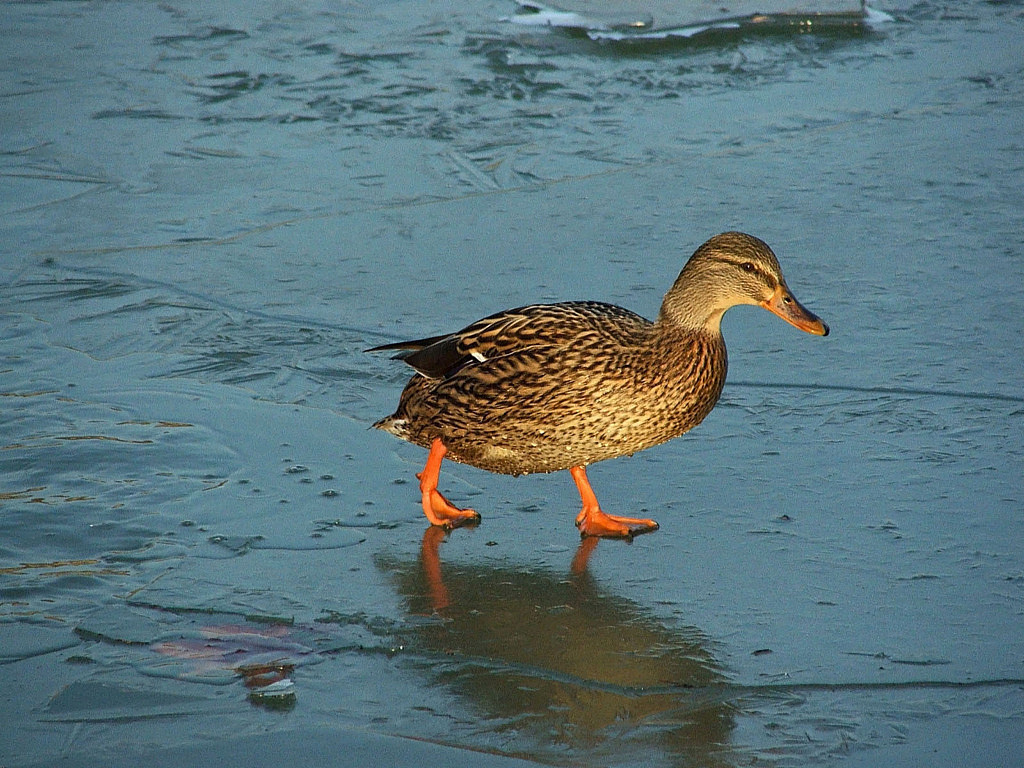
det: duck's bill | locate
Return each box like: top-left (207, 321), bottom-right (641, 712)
top-left (760, 285), bottom-right (830, 336)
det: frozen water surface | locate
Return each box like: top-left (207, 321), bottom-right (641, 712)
top-left (1, 1), bottom-right (1023, 766)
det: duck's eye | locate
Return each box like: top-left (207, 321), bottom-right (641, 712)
top-left (741, 262), bottom-right (756, 273)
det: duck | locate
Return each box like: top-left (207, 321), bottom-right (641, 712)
top-left (368, 231), bottom-right (828, 538)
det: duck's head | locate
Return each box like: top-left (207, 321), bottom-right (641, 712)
top-left (659, 231), bottom-right (829, 336)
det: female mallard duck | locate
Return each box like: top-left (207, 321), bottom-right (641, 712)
top-left (369, 231), bottom-right (828, 538)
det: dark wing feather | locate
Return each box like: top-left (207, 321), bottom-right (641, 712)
top-left (367, 302), bottom-right (652, 379)
top-left (365, 333), bottom-right (450, 354)
top-left (392, 336), bottom-right (467, 378)
top-left (366, 332), bottom-right (471, 378)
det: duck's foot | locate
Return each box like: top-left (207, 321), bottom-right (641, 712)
top-left (417, 475), bottom-right (481, 529)
top-left (416, 438), bottom-right (481, 530)
top-left (575, 506), bottom-right (659, 539)
top-left (569, 465), bottom-right (658, 539)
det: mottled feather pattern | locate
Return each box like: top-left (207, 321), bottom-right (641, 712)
top-left (375, 302), bottom-right (727, 475)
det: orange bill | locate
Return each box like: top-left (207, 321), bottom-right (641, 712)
top-left (760, 284), bottom-right (830, 336)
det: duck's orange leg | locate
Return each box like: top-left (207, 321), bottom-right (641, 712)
top-left (571, 465), bottom-right (659, 538)
top-left (416, 438), bottom-right (481, 529)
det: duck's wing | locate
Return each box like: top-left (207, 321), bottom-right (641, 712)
top-left (367, 302), bottom-right (650, 379)
top-left (366, 332), bottom-right (467, 378)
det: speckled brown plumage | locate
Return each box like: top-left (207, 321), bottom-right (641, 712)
top-left (369, 231), bottom-right (829, 536)
top-left (374, 302), bottom-right (726, 475)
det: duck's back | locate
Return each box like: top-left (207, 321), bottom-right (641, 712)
top-left (377, 301), bottom-right (727, 475)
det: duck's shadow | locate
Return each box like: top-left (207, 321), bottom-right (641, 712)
top-left (375, 528), bottom-right (736, 765)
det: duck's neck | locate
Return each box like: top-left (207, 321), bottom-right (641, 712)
top-left (655, 278), bottom-right (729, 336)
top-left (646, 307), bottom-right (730, 437)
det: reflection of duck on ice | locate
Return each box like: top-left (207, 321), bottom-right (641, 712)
top-left (375, 529), bottom-right (736, 764)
